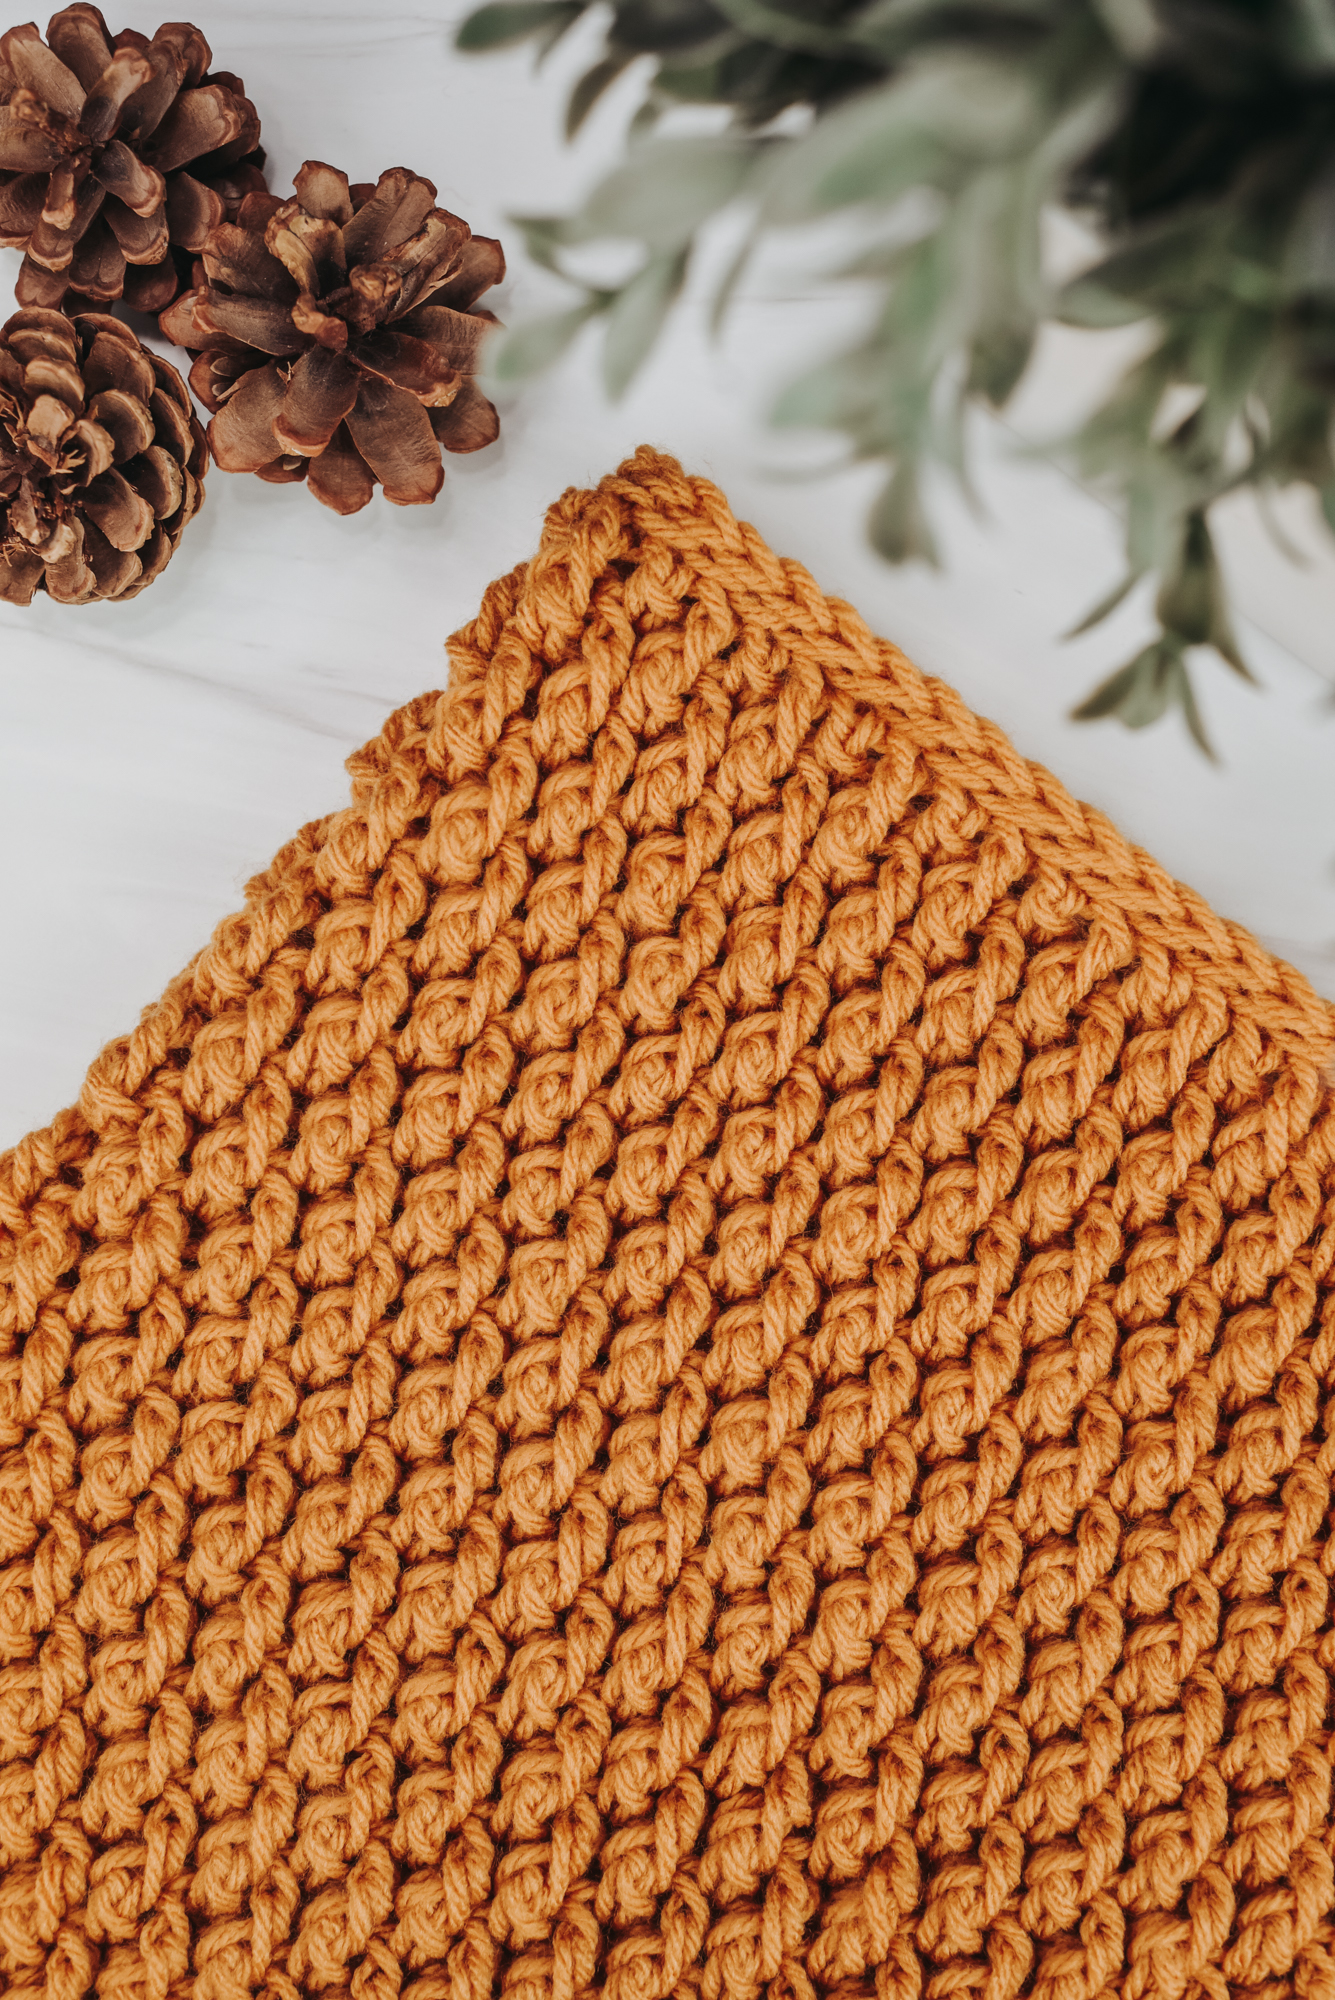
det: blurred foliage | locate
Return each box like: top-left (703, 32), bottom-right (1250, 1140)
top-left (457, 0), bottom-right (1335, 747)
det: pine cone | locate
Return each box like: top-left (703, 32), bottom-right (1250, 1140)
top-left (158, 161), bottom-right (503, 513)
top-left (0, 304), bottom-right (206, 602)
top-left (0, 6), bottom-right (265, 313)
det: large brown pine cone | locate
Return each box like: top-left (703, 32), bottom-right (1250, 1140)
top-left (158, 161), bottom-right (503, 514)
top-left (0, 304), bottom-right (206, 602)
top-left (0, 6), bottom-right (265, 313)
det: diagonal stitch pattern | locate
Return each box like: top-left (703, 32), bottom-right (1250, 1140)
top-left (3, 446), bottom-right (1335, 2000)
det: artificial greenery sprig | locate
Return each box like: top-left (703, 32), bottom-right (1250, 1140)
top-left (458, 0), bottom-right (1335, 750)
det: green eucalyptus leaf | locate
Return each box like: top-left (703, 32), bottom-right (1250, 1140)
top-left (1056, 277), bottom-right (1153, 329)
top-left (1180, 310), bottom-right (1272, 450)
top-left (1064, 568), bottom-right (1142, 637)
top-left (1154, 510), bottom-right (1253, 679)
top-left (1208, 612), bottom-right (1252, 681)
top-left (709, 227), bottom-right (756, 336)
top-left (709, 0), bottom-right (860, 57)
top-left (930, 382), bottom-right (971, 490)
top-left (1072, 220), bottom-right (1217, 315)
top-left (1155, 512), bottom-right (1217, 644)
top-left (870, 459), bottom-right (939, 564)
top-left (850, 0), bottom-right (1058, 60)
top-left (769, 57), bottom-right (1039, 220)
top-left (583, 135), bottom-right (754, 249)
top-left (1284, 163), bottom-right (1335, 297)
top-left (456, 0), bottom-right (583, 50)
top-left (1074, 638), bottom-right (1214, 753)
top-left (1287, 0), bottom-right (1335, 71)
top-left (874, 229), bottom-right (954, 378)
top-left (1073, 649), bottom-right (1158, 723)
top-left (628, 97), bottom-right (663, 138)
top-left (490, 299), bottom-right (603, 380)
top-left (1208, 614), bottom-right (1253, 682)
top-left (509, 213), bottom-right (580, 274)
top-left (1073, 638), bottom-right (1178, 727)
top-left (1225, 257), bottom-right (1282, 308)
top-left (1119, 463), bottom-right (1201, 577)
top-left (566, 53), bottom-right (638, 134)
top-left (756, 83), bottom-right (941, 224)
top-left (967, 324), bottom-right (1033, 407)
top-left (657, 48), bottom-right (743, 101)
top-left (1255, 374), bottom-right (1335, 487)
top-left (772, 346), bottom-right (884, 430)
top-left (1088, 0), bottom-right (1160, 58)
top-left (1175, 660), bottom-right (1214, 757)
top-left (898, 53), bottom-right (1042, 158)
top-left (837, 232), bottom-right (934, 282)
top-left (602, 248), bottom-right (689, 397)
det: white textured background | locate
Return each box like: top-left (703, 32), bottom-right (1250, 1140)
top-left (3, 0), bottom-right (1335, 1143)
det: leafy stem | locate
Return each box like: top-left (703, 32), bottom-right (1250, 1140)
top-left (461, 0), bottom-right (1335, 752)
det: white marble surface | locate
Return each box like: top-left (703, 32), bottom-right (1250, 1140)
top-left (4, 0), bottom-right (1335, 1144)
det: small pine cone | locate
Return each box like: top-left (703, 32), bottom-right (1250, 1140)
top-left (0, 305), bottom-right (207, 603)
top-left (159, 161), bottom-right (503, 514)
top-left (0, 5), bottom-right (265, 314)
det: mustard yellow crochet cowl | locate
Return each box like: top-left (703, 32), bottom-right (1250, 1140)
top-left (3, 449), bottom-right (1334, 2000)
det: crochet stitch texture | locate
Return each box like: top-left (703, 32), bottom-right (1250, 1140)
top-left (3, 447), bottom-right (1335, 2000)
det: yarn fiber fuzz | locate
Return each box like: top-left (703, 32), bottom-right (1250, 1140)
top-left (5, 447), bottom-right (1335, 2000)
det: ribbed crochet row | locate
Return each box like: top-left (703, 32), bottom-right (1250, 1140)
top-left (2, 447), bottom-right (1335, 2000)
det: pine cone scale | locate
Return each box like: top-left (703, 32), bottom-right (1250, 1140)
top-left (41, 158), bottom-right (77, 227)
top-left (22, 339), bottom-right (80, 402)
top-left (206, 357), bottom-right (284, 472)
top-left (203, 220), bottom-right (295, 302)
top-left (26, 189), bottom-right (87, 269)
top-left (280, 211), bottom-right (345, 288)
top-left (352, 329), bottom-right (459, 406)
top-left (341, 169), bottom-right (436, 263)
top-left (160, 160), bottom-right (504, 513)
top-left (85, 322), bottom-right (153, 397)
top-left (345, 374), bottom-right (443, 506)
top-left (428, 234), bottom-right (505, 311)
top-left (129, 440), bottom-right (182, 515)
top-left (109, 39), bottom-right (185, 148)
top-left (83, 462), bottom-right (153, 547)
top-left (271, 344), bottom-right (358, 456)
top-left (3, 23), bottom-right (84, 120)
top-left (306, 421), bottom-right (371, 511)
top-left (147, 383), bottom-right (197, 463)
top-left (346, 217), bottom-right (469, 327)
top-left (68, 409), bottom-right (111, 474)
top-left (201, 292), bottom-right (306, 356)
top-left (397, 301), bottom-right (494, 372)
top-left (0, 107), bottom-right (65, 172)
top-left (162, 167), bottom-right (219, 248)
top-left (88, 384), bottom-right (152, 458)
top-left (46, 5), bottom-right (113, 89)
top-left (0, 303), bottom-right (205, 602)
top-left (0, 170), bottom-right (41, 242)
top-left (79, 45), bottom-right (154, 147)
top-left (66, 220), bottom-right (122, 299)
top-left (103, 192), bottom-right (165, 264)
top-left (25, 388), bottom-right (74, 447)
top-left (93, 136), bottom-right (162, 213)
top-left (292, 294), bottom-right (348, 350)
top-left (140, 84), bottom-right (245, 174)
top-left (293, 159), bottom-right (351, 225)
top-left (428, 378), bottom-right (498, 452)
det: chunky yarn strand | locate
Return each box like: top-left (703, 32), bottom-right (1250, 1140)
top-left (3, 446), bottom-right (1335, 2000)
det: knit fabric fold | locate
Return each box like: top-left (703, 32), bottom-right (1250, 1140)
top-left (3, 445), bottom-right (1335, 2000)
